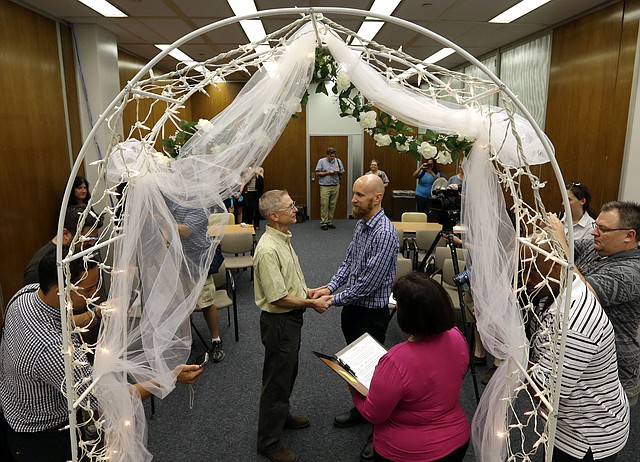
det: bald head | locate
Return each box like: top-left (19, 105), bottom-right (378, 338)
top-left (356, 174), bottom-right (384, 194)
top-left (352, 175), bottom-right (384, 220)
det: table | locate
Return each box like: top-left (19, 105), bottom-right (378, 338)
top-left (208, 224), bottom-right (256, 236)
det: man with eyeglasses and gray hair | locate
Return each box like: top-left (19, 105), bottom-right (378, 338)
top-left (254, 189), bottom-right (331, 462)
top-left (551, 200), bottom-right (640, 407)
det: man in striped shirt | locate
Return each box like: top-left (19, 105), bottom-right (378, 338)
top-left (311, 174), bottom-right (399, 461)
top-left (551, 203), bottom-right (640, 407)
top-left (0, 247), bottom-right (202, 461)
top-left (525, 244), bottom-right (629, 461)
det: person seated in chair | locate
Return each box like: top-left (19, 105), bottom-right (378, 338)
top-left (1, 247), bottom-right (203, 462)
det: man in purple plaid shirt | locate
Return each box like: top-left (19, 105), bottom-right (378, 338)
top-left (311, 174), bottom-right (399, 461)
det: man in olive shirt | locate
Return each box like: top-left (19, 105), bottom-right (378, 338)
top-left (254, 190), bottom-right (331, 462)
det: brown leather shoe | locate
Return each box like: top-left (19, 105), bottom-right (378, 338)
top-left (284, 414), bottom-right (310, 429)
top-left (259, 445), bottom-right (299, 462)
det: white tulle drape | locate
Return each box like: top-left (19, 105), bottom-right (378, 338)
top-left (323, 30), bottom-right (551, 168)
top-left (95, 24), bottom-right (317, 461)
top-left (87, 19), bottom-right (553, 462)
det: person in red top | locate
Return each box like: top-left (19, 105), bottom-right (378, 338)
top-left (351, 272), bottom-right (470, 462)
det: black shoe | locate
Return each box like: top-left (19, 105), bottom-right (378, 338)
top-left (284, 414), bottom-right (310, 429)
top-left (321, 224), bottom-right (328, 230)
top-left (360, 434), bottom-right (374, 462)
top-left (210, 340), bottom-right (225, 363)
top-left (472, 355), bottom-right (487, 367)
top-left (327, 223), bottom-right (336, 229)
top-left (334, 407), bottom-right (366, 428)
top-left (258, 445), bottom-right (299, 462)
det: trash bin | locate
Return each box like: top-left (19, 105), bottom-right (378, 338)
top-left (392, 190), bottom-right (415, 221)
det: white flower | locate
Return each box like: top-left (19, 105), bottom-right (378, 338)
top-left (284, 98), bottom-right (302, 115)
top-left (152, 152), bottom-right (172, 168)
top-left (435, 151), bottom-right (453, 164)
top-left (418, 142), bottom-right (437, 159)
top-left (359, 110), bottom-right (377, 129)
top-left (336, 71), bottom-right (351, 92)
top-left (457, 133), bottom-right (474, 143)
top-left (373, 133), bottom-right (392, 147)
top-left (255, 131), bottom-right (271, 147)
top-left (212, 143), bottom-right (228, 154)
top-left (396, 142), bottom-right (410, 152)
top-left (196, 119), bottom-right (213, 132)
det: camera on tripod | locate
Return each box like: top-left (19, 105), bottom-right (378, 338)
top-left (428, 187), bottom-right (461, 232)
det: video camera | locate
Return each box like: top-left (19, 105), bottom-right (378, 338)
top-left (427, 188), bottom-right (461, 232)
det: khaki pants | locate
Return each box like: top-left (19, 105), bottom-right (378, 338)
top-left (320, 184), bottom-right (340, 225)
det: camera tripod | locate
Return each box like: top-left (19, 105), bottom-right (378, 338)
top-left (418, 230), bottom-right (481, 403)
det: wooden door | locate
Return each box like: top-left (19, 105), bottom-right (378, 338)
top-left (310, 136), bottom-right (349, 220)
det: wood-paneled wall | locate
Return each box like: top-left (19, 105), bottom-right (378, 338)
top-left (190, 82), bottom-right (308, 207)
top-left (118, 51), bottom-right (192, 149)
top-left (541, 0), bottom-right (640, 214)
top-left (363, 130), bottom-right (457, 217)
top-left (0, 0), bottom-right (81, 302)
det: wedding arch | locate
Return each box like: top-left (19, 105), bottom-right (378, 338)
top-left (56, 7), bottom-right (575, 462)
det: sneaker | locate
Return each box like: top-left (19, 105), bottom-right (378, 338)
top-left (321, 224), bottom-right (328, 231)
top-left (258, 445), bottom-right (299, 462)
top-left (284, 414), bottom-right (310, 429)
top-left (210, 340), bottom-right (225, 363)
top-left (327, 223), bottom-right (336, 229)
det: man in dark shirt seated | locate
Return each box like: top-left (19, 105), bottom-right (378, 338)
top-left (23, 205), bottom-right (101, 285)
top-left (23, 205), bottom-right (103, 330)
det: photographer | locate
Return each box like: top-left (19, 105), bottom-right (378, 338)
top-left (413, 159), bottom-right (440, 217)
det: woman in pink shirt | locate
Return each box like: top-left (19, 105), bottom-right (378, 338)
top-left (351, 272), bottom-right (470, 462)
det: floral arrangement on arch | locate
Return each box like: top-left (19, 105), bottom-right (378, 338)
top-left (160, 119), bottom-right (213, 159)
top-left (305, 47), bottom-right (474, 164)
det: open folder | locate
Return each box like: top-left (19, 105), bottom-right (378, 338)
top-left (313, 332), bottom-right (387, 396)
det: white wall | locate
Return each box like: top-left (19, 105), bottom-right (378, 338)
top-left (620, 24), bottom-right (640, 202)
top-left (73, 24), bottom-right (122, 192)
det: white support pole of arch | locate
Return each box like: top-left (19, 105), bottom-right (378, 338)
top-left (59, 7), bottom-right (572, 461)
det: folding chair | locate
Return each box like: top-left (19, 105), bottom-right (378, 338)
top-left (220, 232), bottom-right (254, 281)
top-left (191, 261), bottom-right (239, 343)
top-left (401, 212), bottom-right (427, 223)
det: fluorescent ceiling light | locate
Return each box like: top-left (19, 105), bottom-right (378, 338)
top-left (226, 1), bottom-right (268, 48)
top-left (77, 0), bottom-right (127, 17)
top-left (354, 0), bottom-right (402, 43)
top-left (395, 48), bottom-right (455, 80)
top-left (227, 0), bottom-right (257, 16)
top-left (489, 0), bottom-right (551, 24)
top-left (369, 0), bottom-right (402, 16)
top-left (355, 21), bottom-right (385, 43)
top-left (425, 48), bottom-right (455, 64)
top-left (155, 45), bottom-right (194, 63)
top-left (240, 19), bottom-right (267, 43)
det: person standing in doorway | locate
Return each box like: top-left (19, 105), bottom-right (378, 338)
top-left (315, 147), bottom-right (344, 231)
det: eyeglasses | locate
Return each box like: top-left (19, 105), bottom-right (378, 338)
top-left (591, 222), bottom-right (631, 234)
top-left (276, 201), bottom-right (297, 212)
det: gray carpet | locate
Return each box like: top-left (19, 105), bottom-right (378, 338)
top-left (145, 219), bottom-right (640, 462)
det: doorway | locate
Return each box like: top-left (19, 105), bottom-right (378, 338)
top-left (310, 136), bottom-right (349, 220)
